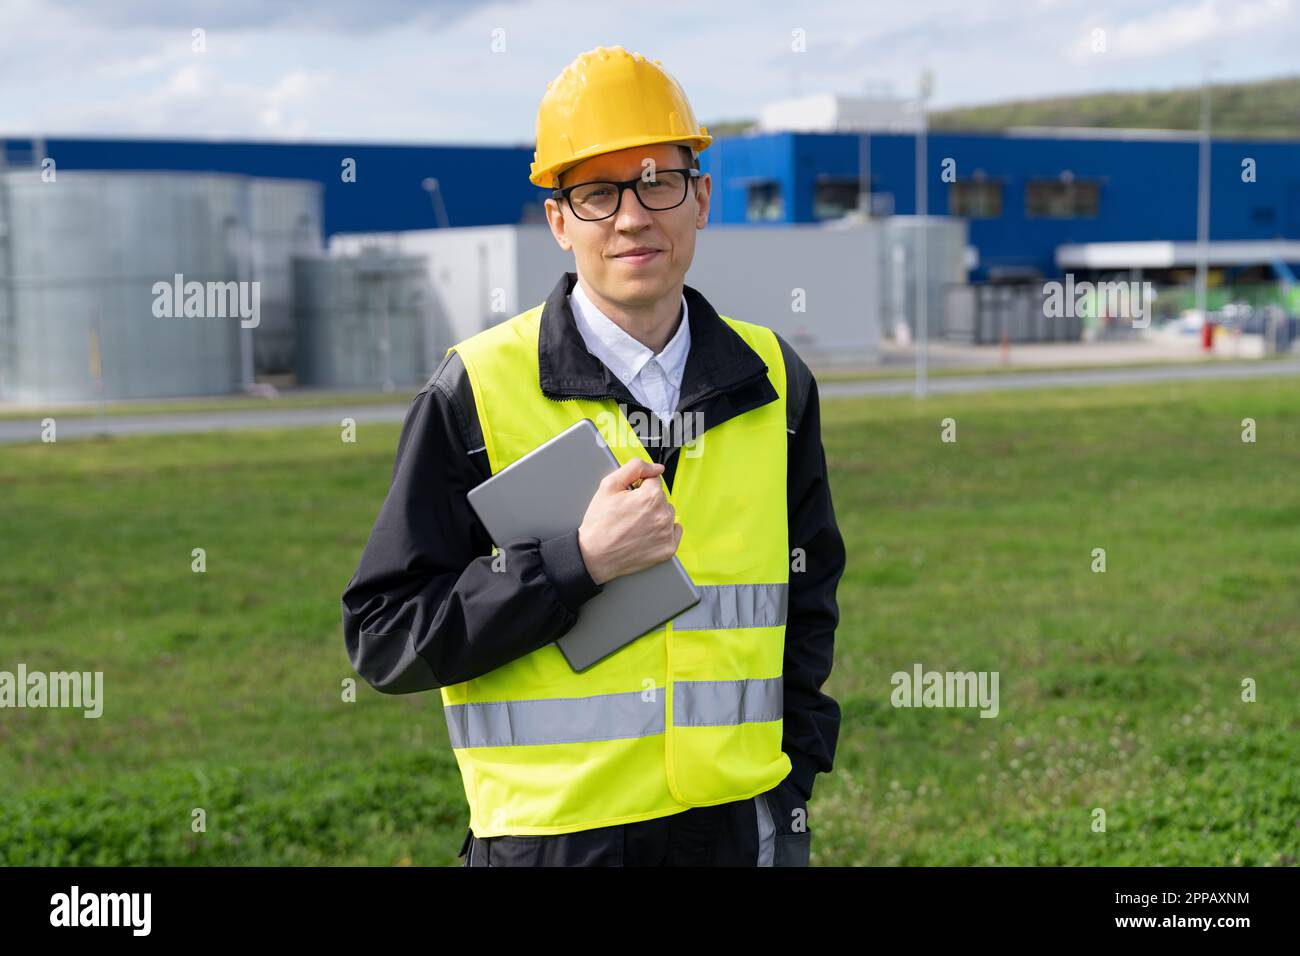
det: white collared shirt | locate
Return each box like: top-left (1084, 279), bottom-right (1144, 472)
top-left (569, 278), bottom-right (690, 424)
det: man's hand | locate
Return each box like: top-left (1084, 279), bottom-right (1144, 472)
top-left (577, 458), bottom-right (682, 586)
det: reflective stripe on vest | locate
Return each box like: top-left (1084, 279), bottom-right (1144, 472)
top-left (674, 676), bottom-right (783, 726)
top-left (445, 688), bottom-right (663, 749)
top-left (442, 299), bottom-right (792, 836)
top-left (672, 582), bottom-right (788, 631)
top-left (444, 675), bottom-right (783, 748)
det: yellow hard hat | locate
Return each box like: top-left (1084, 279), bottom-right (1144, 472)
top-left (530, 45), bottom-right (712, 188)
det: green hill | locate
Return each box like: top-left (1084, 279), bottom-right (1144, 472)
top-left (706, 74), bottom-right (1300, 140)
top-left (930, 74), bottom-right (1300, 138)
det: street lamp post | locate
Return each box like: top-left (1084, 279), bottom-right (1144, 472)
top-left (1194, 60), bottom-right (1218, 333)
top-left (915, 69), bottom-right (933, 399)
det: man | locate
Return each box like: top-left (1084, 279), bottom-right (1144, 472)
top-left (341, 45), bottom-right (844, 867)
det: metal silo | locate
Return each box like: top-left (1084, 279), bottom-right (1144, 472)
top-left (878, 216), bottom-right (968, 342)
top-left (1, 170), bottom-right (246, 402)
top-left (292, 250), bottom-right (431, 389)
top-left (0, 170), bottom-right (325, 403)
top-left (247, 178), bottom-right (323, 374)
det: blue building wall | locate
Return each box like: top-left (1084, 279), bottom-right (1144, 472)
top-left (2, 136), bottom-right (546, 237)
top-left (700, 134), bottom-right (796, 227)
top-left (699, 131), bottom-right (1300, 279)
top-left (8, 131), bottom-right (1299, 280)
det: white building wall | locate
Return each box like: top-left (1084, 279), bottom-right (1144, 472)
top-left (332, 221), bottom-right (889, 373)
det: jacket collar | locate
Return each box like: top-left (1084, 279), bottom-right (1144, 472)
top-left (538, 271), bottom-right (772, 411)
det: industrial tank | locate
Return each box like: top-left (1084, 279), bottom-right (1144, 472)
top-left (247, 178), bottom-right (323, 373)
top-left (292, 250), bottom-right (432, 389)
top-left (877, 216), bottom-right (969, 341)
top-left (0, 170), bottom-right (323, 403)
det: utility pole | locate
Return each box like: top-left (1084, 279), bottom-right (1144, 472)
top-left (915, 69), bottom-right (933, 399)
top-left (859, 128), bottom-right (871, 217)
top-left (1194, 60), bottom-right (1217, 327)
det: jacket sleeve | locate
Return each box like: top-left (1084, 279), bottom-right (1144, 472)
top-left (341, 351), bottom-right (604, 694)
top-left (778, 337), bottom-right (845, 802)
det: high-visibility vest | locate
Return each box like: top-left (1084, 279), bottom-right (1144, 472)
top-left (442, 301), bottom-right (791, 837)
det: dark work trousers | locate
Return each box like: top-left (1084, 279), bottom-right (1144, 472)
top-left (459, 778), bottom-right (811, 867)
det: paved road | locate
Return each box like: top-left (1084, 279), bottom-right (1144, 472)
top-left (2, 358), bottom-right (1298, 445)
top-left (0, 403), bottom-right (412, 445)
top-left (820, 357), bottom-right (1300, 398)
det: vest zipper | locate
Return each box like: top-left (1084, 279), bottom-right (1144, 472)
top-left (543, 387), bottom-right (682, 800)
top-left (542, 390), bottom-right (675, 465)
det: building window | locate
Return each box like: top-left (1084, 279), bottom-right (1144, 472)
top-left (949, 181), bottom-right (1002, 218)
top-left (1025, 179), bottom-right (1100, 218)
top-left (813, 179), bottom-right (862, 220)
top-left (1250, 205), bottom-right (1276, 225)
top-left (746, 182), bottom-right (784, 221)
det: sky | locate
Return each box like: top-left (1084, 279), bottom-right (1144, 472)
top-left (2, 0), bottom-right (1296, 144)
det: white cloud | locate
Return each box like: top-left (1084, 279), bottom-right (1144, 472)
top-left (1067, 0), bottom-right (1293, 62)
top-left (2, 0), bottom-right (1298, 141)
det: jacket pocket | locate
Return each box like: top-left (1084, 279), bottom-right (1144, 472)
top-left (760, 779), bottom-right (812, 867)
top-left (772, 829), bottom-right (811, 867)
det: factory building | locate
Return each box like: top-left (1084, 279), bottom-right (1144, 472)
top-left (699, 126), bottom-right (1300, 277)
top-left (2, 114), bottom-right (1297, 402)
top-left (9, 125), bottom-right (1297, 281)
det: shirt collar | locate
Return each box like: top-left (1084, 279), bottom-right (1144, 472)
top-left (537, 271), bottom-right (772, 411)
top-left (570, 277), bottom-right (690, 389)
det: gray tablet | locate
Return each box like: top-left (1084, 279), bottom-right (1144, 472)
top-left (466, 418), bottom-right (701, 672)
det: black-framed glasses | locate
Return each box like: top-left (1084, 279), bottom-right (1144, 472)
top-left (552, 168), bottom-right (700, 221)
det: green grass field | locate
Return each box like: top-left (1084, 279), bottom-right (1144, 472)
top-left (0, 389), bottom-right (411, 421)
top-left (2, 375), bottom-right (1297, 865)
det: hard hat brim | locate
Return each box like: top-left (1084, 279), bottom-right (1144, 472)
top-left (531, 131), bottom-right (712, 189)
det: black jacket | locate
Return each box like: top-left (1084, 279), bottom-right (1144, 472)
top-left (341, 271), bottom-right (844, 802)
